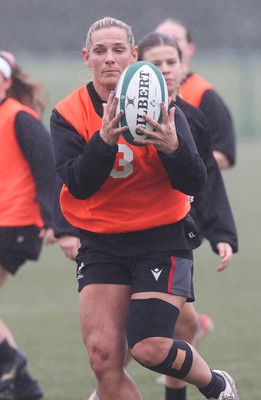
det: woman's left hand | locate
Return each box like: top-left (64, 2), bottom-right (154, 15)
top-left (133, 104), bottom-right (179, 154)
top-left (39, 227), bottom-right (57, 245)
top-left (216, 242), bottom-right (233, 272)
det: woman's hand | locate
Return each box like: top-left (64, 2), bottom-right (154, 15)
top-left (59, 235), bottom-right (81, 261)
top-left (39, 227), bottom-right (57, 245)
top-left (133, 104), bottom-right (179, 154)
top-left (100, 91), bottom-right (128, 147)
top-left (215, 242), bottom-right (233, 272)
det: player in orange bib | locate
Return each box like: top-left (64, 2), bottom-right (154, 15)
top-left (155, 18), bottom-right (236, 170)
top-left (0, 51), bottom-right (56, 400)
top-left (137, 31), bottom-right (238, 400)
top-left (51, 17), bottom-right (239, 400)
top-left (87, 29), bottom-right (239, 400)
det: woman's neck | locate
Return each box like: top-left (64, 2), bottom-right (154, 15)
top-left (93, 81), bottom-right (115, 102)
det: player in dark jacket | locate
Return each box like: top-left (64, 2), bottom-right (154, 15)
top-left (156, 18), bottom-right (236, 170)
top-left (136, 31), bottom-right (238, 400)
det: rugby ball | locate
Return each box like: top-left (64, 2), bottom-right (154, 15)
top-left (115, 61), bottom-right (168, 145)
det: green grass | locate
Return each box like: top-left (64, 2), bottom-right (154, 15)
top-left (1, 140), bottom-right (260, 399)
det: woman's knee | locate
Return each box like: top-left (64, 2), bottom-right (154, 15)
top-left (87, 339), bottom-right (119, 379)
top-left (127, 298), bottom-right (181, 366)
top-left (85, 330), bottom-right (127, 379)
top-left (130, 336), bottom-right (172, 366)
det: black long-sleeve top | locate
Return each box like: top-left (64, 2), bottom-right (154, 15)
top-left (184, 72), bottom-right (236, 166)
top-left (176, 96), bottom-right (238, 253)
top-left (51, 83), bottom-right (207, 255)
top-left (51, 87), bottom-right (237, 256)
top-left (15, 111), bottom-right (56, 227)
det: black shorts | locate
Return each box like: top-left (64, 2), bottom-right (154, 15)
top-left (76, 246), bottom-right (195, 302)
top-left (0, 226), bottom-right (43, 275)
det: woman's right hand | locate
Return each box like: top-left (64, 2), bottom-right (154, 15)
top-left (100, 91), bottom-right (127, 147)
top-left (59, 235), bottom-right (81, 261)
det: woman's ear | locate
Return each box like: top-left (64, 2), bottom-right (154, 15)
top-left (131, 46), bottom-right (138, 63)
top-left (187, 42), bottom-right (196, 59)
top-left (82, 48), bottom-right (91, 67)
top-left (3, 77), bottom-right (13, 91)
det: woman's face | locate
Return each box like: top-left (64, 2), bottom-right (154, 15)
top-left (83, 27), bottom-right (137, 99)
top-left (141, 45), bottom-right (183, 99)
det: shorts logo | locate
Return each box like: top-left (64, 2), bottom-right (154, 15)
top-left (188, 231), bottom-right (196, 239)
top-left (16, 235), bottom-right (25, 243)
top-left (77, 262), bottom-right (85, 280)
top-left (151, 267), bottom-right (163, 281)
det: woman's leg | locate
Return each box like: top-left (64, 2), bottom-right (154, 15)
top-left (130, 292), bottom-right (212, 387)
top-left (79, 283), bottom-right (142, 400)
top-left (129, 292), bottom-right (238, 399)
top-left (0, 266), bottom-right (17, 348)
top-left (164, 302), bottom-right (198, 394)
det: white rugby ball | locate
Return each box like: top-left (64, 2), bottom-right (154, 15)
top-left (115, 61), bottom-right (168, 145)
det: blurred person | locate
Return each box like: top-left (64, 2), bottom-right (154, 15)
top-left (155, 18), bottom-right (236, 170)
top-left (137, 31), bottom-right (238, 400)
top-left (0, 51), bottom-right (56, 400)
top-left (51, 17), bottom-right (239, 400)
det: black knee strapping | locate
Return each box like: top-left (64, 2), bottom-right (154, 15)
top-left (127, 298), bottom-right (180, 348)
top-left (146, 340), bottom-right (193, 379)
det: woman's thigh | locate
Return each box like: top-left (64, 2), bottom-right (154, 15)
top-left (79, 283), bottom-right (131, 361)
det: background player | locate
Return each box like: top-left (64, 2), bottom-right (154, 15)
top-left (137, 31), bottom-right (238, 400)
top-left (0, 51), bottom-right (56, 400)
top-left (155, 18), bottom-right (236, 170)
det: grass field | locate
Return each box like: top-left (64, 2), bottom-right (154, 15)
top-left (0, 139), bottom-right (260, 399)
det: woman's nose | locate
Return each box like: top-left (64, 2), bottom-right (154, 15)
top-left (105, 50), bottom-right (115, 63)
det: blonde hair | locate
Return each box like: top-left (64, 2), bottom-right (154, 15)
top-left (84, 17), bottom-right (135, 51)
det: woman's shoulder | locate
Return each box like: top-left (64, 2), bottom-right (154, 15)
top-left (4, 97), bottom-right (40, 120)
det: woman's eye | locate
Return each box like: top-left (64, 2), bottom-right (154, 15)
top-left (94, 48), bottom-right (104, 55)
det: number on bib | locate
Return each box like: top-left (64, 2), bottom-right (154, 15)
top-left (110, 144), bottom-right (133, 178)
